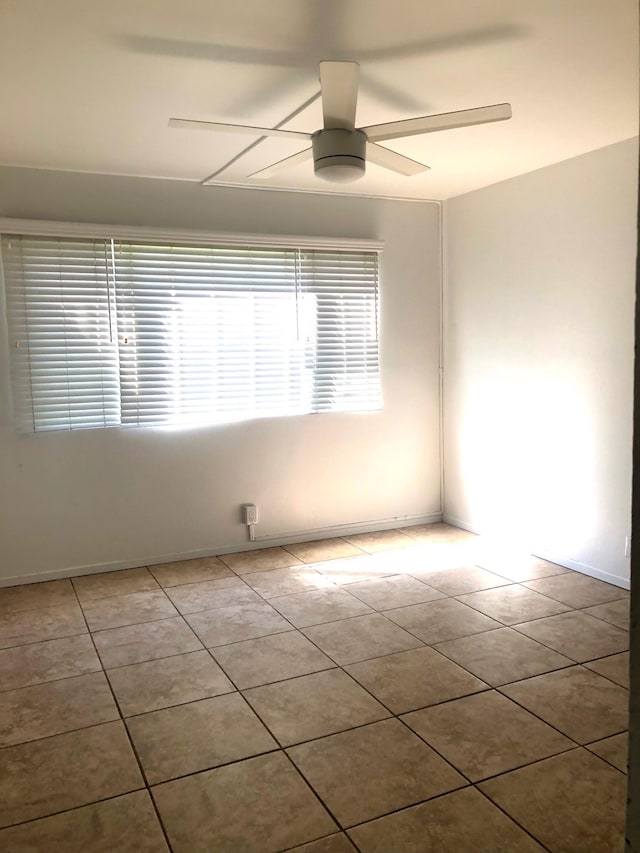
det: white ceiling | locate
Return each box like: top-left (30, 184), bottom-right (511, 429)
top-left (1, 0), bottom-right (637, 200)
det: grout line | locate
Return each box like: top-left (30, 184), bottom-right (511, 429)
top-left (338, 778), bottom-right (472, 831)
top-left (219, 610), bottom-right (489, 797)
top-left (280, 748), bottom-right (345, 833)
top-left (0, 789), bottom-right (151, 835)
top-left (84, 611), bottom-right (181, 633)
top-left (492, 676), bottom-right (620, 744)
top-left (90, 613), bottom-right (189, 633)
top-left (0, 717), bottom-right (122, 754)
top-left (278, 829), bottom-right (358, 853)
top-left (142, 745), bottom-right (284, 788)
top-left (1, 595), bottom-right (624, 726)
top-left (281, 537), bottom-right (371, 564)
top-left (473, 785), bottom-right (556, 853)
top-left (244, 703), bottom-right (394, 752)
top-left (450, 583), bottom-right (578, 618)
top-left (69, 580), bottom-right (176, 853)
top-left (114, 684), bottom-right (238, 721)
top-left (338, 777), bottom-right (559, 852)
top-left (0, 627), bottom-right (90, 652)
top-left (375, 611), bottom-right (504, 649)
top-left (0, 662), bottom-right (107, 696)
top-left (582, 660), bottom-right (630, 690)
top-left (99, 642), bottom-right (205, 672)
top-left (584, 738), bottom-right (629, 774)
top-left (0, 540), bottom-right (629, 849)
top-left (93, 617), bottom-right (205, 669)
top-left (72, 583), bottom-right (163, 603)
top-left (463, 743), bottom-right (581, 786)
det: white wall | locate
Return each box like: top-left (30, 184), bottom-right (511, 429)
top-left (0, 168), bottom-right (442, 584)
top-left (443, 137), bottom-right (639, 587)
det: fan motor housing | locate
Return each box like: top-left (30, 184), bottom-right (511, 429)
top-left (312, 128), bottom-right (366, 183)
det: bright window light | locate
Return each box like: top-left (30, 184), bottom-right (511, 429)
top-left (1, 235), bottom-right (382, 432)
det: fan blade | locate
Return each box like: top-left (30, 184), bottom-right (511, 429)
top-left (366, 143), bottom-right (430, 176)
top-left (249, 148), bottom-right (314, 179)
top-left (124, 35), bottom-right (306, 67)
top-left (319, 61), bottom-right (360, 129)
top-left (169, 118), bottom-right (311, 140)
top-left (357, 25), bottom-right (525, 62)
top-left (362, 103), bottom-right (512, 142)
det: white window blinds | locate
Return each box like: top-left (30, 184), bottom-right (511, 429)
top-left (2, 236), bottom-right (121, 430)
top-left (2, 233), bottom-right (381, 432)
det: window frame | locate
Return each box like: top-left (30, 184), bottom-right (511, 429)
top-left (0, 218), bottom-right (383, 434)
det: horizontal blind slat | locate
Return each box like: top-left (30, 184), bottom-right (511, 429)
top-left (2, 234), bottom-right (381, 431)
top-left (2, 234), bottom-right (121, 431)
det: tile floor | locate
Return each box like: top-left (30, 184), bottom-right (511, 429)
top-left (0, 523), bottom-right (631, 852)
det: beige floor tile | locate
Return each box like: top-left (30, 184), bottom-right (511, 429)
top-left (500, 666), bottom-right (629, 743)
top-left (0, 671), bottom-right (119, 746)
top-left (127, 693), bottom-right (277, 784)
top-left (211, 630), bottom-right (335, 688)
top-left (475, 551), bottom-right (570, 582)
top-left (584, 652), bottom-right (630, 688)
top-left (457, 584), bottom-right (570, 625)
top-left (0, 634), bottom-right (100, 691)
top-left (285, 538), bottom-right (366, 563)
top-left (0, 602), bottom-right (87, 649)
top-left (72, 567), bottom-right (159, 602)
top-left (514, 611), bottom-right (628, 662)
top-left (219, 547), bottom-right (303, 574)
top-left (244, 668), bottom-right (390, 746)
top-left (524, 573), bottom-right (627, 608)
top-left (434, 627), bottom-right (572, 687)
top-left (185, 601), bottom-right (291, 647)
top-left (0, 579), bottom-right (75, 615)
top-left (149, 556), bottom-right (233, 587)
top-left (348, 786), bottom-right (545, 853)
top-left (0, 791), bottom-right (169, 853)
top-left (107, 650), bottom-right (234, 716)
top-left (368, 545), bottom-right (444, 574)
top-left (269, 587), bottom-right (373, 628)
top-left (288, 833), bottom-right (358, 853)
top-left (345, 646), bottom-right (487, 713)
top-left (93, 617), bottom-right (202, 668)
top-left (313, 554), bottom-right (393, 585)
top-left (403, 690), bottom-right (573, 781)
top-left (243, 565), bottom-right (336, 598)
top-left (82, 589), bottom-right (178, 631)
top-left (165, 577), bottom-right (261, 615)
top-left (385, 598), bottom-right (502, 644)
top-left (479, 749), bottom-right (626, 853)
top-left (0, 721), bottom-right (143, 829)
top-left (583, 598), bottom-right (630, 630)
top-left (396, 541), bottom-right (480, 573)
top-left (288, 718), bottom-right (465, 828)
top-left (587, 732), bottom-right (628, 772)
top-left (402, 523), bottom-right (479, 545)
top-left (347, 575), bottom-right (445, 610)
top-left (412, 565), bottom-right (510, 596)
top-left (303, 613), bottom-right (422, 665)
top-left (344, 529), bottom-right (414, 553)
top-left (152, 752), bottom-right (336, 853)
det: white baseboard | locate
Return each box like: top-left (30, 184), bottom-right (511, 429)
top-left (442, 514), bottom-right (482, 535)
top-left (249, 512), bottom-right (442, 544)
top-left (443, 514), bottom-right (630, 591)
top-left (0, 511), bottom-right (443, 588)
top-left (531, 549), bottom-right (630, 591)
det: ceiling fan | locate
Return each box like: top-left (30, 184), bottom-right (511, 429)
top-left (169, 61), bottom-right (512, 184)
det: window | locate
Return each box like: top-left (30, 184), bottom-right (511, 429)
top-left (1, 230), bottom-right (381, 432)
